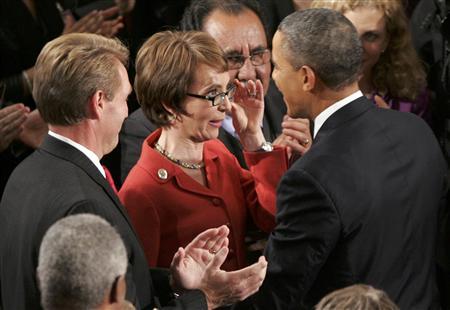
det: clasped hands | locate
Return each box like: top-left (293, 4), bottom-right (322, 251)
top-left (170, 225), bottom-right (267, 309)
top-left (62, 1), bottom-right (134, 38)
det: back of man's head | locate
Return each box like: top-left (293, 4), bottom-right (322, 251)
top-left (33, 33), bottom-right (129, 126)
top-left (37, 214), bottom-right (128, 310)
top-left (278, 8), bottom-right (363, 90)
top-left (180, 0), bottom-right (266, 34)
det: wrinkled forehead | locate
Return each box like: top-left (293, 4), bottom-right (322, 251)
top-left (202, 8), bottom-right (268, 55)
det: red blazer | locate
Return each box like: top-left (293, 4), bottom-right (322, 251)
top-left (119, 129), bottom-right (288, 270)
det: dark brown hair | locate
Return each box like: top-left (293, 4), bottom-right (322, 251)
top-left (134, 30), bottom-right (227, 127)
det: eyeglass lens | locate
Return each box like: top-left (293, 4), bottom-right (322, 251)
top-left (226, 50), bottom-right (270, 70)
top-left (213, 86), bottom-right (236, 106)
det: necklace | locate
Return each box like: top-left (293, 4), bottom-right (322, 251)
top-left (154, 142), bottom-right (205, 170)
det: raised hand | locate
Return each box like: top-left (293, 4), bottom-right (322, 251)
top-left (231, 79), bottom-right (266, 151)
top-left (115, 0), bottom-right (136, 14)
top-left (274, 116), bottom-right (312, 158)
top-left (170, 225), bottom-right (230, 290)
top-left (0, 104), bottom-right (29, 152)
top-left (374, 94), bottom-right (390, 109)
top-left (63, 7), bottom-right (124, 38)
top-left (18, 109), bottom-right (48, 149)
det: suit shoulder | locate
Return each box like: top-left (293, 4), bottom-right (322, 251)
top-left (122, 108), bottom-right (157, 137)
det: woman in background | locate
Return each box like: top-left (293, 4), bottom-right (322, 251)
top-left (311, 0), bottom-right (430, 121)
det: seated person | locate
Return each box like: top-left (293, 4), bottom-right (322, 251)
top-left (37, 213), bottom-right (135, 310)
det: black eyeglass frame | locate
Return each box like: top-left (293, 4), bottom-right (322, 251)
top-left (186, 84), bottom-right (236, 107)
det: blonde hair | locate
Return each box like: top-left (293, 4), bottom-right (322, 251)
top-left (315, 284), bottom-right (399, 310)
top-left (311, 0), bottom-right (426, 101)
top-left (33, 33), bottom-right (129, 125)
top-left (134, 30), bottom-right (227, 127)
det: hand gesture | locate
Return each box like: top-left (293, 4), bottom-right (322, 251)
top-left (115, 0), bottom-right (136, 14)
top-left (274, 116), bottom-right (312, 158)
top-left (0, 104), bottom-right (29, 152)
top-left (170, 225), bottom-right (230, 291)
top-left (231, 79), bottom-right (266, 151)
top-left (200, 253), bottom-right (268, 309)
top-left (374, 94), bottom-right (390, 109)
top-left (18, 109), bottom-right (48, 149)
top-left (63, 7), bottom-right (124, 38)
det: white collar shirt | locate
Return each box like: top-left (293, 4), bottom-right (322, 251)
top-left (313, 90), bottom-right (363, 138)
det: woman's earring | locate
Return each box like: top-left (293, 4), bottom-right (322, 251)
top-left (167, 113), bottom-right (176, 125)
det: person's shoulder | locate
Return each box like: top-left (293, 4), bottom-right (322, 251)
top-left (375, 106), bottom-right (431, 133)
top-left (122, 108), bottom-right (157, 137)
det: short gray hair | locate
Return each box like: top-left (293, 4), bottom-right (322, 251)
top-left (278, 8), bottom-right (362, 90)
top-left (37, 214), bottom-right (128, 310)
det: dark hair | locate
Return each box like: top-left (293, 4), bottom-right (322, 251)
top-left (180, 0), bottom-right (268, 40)
top-left (278, 8), bottom-right (363, 90)
top-left (134, 31), bottom-right (227, 127)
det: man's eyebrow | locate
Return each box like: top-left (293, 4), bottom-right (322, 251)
top-left (250, 46), bottom-right (267, 53)
top-left (224, 49), bottom-right (242, 56)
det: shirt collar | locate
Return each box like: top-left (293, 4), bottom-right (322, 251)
top-left (313, 90), bottom-right (363, 138)
top-left (48, 130), bottom-right (105, 178)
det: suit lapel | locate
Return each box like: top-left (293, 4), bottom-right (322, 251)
top-left (40, 135), bottom-right (136, 231)
top-left (314, 96), bottom-right (373, 143)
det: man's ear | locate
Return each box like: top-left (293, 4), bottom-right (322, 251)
top-left (109, 275), bottom-right (126, 304)
top-left (87, 90), bottom-right (106, 120)
top-left (299, 65), bottom-right (316, 92)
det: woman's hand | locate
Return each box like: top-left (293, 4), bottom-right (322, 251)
top-left (374, 95), bottom-right (390, 109)
top-left (274, 116), bottom-right (312, 158)
top-left (230, 79), bottom-right (266, 151)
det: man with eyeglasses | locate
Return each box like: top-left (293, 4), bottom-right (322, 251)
top-left (119, 0), bottom-right (312, 183)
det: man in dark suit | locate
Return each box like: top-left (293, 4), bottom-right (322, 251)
top-left (249, 8), bottom-right (447, 309)
top-left (0, 33), bottom-right (267, 310)
top-left (120, 0), bottom-right (311, 182)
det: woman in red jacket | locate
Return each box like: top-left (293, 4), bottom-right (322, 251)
top-left (119, 30), bottom-right (289, 271)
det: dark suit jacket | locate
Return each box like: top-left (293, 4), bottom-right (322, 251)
top-left (251, 97), bottom-right (447, 309)
top-left (0, 135), bottom-right (206, 310)
top-left (120, 80), bottom-right (286, 182)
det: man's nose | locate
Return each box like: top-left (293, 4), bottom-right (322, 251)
top-left (237, 58), bottom-right (257, 82)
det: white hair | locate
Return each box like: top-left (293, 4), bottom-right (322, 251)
top-left (37, 214), bottom-right (128, 310)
